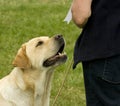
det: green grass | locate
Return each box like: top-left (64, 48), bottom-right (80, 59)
top-left (0, 0), bottom-right (85, 106)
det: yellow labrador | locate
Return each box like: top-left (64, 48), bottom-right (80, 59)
top-left (0, 35), bottom-right (67, 106)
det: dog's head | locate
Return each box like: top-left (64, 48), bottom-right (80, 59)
top-left (12, 35), bottom-right (67, 70)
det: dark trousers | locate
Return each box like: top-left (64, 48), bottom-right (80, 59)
top-left (82, 55), bottom-right (120, 106)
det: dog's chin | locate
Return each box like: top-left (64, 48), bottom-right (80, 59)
top-left (43, 53), bottom-right (67, 67)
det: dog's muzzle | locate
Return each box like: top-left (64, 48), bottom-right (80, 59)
top-left (43, 35), bottom-right (67, 67)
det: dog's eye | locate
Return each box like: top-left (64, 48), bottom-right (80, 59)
top-left (36, 41), bottom-right (43, 47)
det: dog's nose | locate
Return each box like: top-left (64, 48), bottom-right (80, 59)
top-left (55, 34), bottom-right (63, 40)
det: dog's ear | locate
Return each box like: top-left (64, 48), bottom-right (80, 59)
top-left (12, 44), bottom-right (31, 69)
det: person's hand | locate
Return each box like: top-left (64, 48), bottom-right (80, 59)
top-left (71, 0), bottom-right (92, 28)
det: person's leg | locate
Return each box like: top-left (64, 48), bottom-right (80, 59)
top-left (83, 61), bottom-right (104, 106)
top-left (82, 55), bottom-right (120, 106)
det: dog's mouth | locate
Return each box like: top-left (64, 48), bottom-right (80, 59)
top-left (43, 42), bottom-right (67, 67)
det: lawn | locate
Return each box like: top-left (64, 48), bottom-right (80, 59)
top-left (0, 0), bottom-right (85, 106)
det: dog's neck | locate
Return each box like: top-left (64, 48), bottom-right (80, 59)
top-left (11, 67), bottom-right (54, 106)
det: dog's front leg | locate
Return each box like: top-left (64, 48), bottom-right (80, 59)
top-left (34, 94), bottom-right (49, 106)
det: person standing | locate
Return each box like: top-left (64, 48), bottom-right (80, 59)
top-left (71, 0), bottom-right (120, 106)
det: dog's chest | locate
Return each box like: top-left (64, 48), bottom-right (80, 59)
top-left (34, 71), bottom-right (52, 106)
